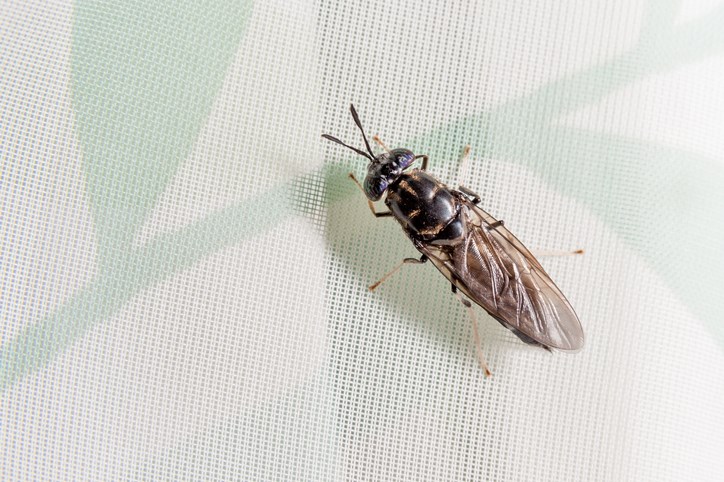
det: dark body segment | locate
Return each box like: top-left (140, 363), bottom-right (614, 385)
top-left (415, 200), bottom-right (584, 351)
top-left (384, 169), bottom-right (583, 351)
top-left (385, 170), bottom-right (465, 245)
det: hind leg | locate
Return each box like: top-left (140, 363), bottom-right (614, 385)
top-left (451, 285), bottom-right (492, 377)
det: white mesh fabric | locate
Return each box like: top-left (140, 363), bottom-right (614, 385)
top-left (2, 0), bottom-right (724, 480)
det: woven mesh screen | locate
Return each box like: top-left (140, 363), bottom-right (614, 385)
top-left (2, 0), bottom-right (724, 480)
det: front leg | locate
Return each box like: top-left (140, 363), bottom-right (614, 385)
top-left (415, 154), bottom-right (429, 171)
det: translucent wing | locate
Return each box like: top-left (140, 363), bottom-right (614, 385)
top-left (417, 198), bottom-right (584, 351)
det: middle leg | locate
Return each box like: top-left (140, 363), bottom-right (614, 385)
top-left (369, 255), bottom-right (428, 291)
top-left (456, 145), bottom-right (483, 204)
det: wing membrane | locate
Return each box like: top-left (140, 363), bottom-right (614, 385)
top-left (418, 199), bottom-right (584, 351)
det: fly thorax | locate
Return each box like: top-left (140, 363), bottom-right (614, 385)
top-left (387, 170), bottom-right (464, 243)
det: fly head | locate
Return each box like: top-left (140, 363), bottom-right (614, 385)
top-left (322, 104), bottom-right (417, 201)
top-left (363, 148), bottom-right (415, 201)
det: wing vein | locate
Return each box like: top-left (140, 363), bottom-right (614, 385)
top-left (417, 199), bottom-right (584, 350)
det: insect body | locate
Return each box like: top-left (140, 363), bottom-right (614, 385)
top-left (323, 105), bottom-right (584, 372)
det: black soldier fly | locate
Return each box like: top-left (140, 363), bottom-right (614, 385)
top-left (323, 105), bottom-right (584, 376)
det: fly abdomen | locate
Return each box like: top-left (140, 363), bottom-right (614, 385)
top-left (386, 170), bottom-right (463, 243)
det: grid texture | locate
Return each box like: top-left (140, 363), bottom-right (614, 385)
top-left (2, 0), bottom-right (724, 480)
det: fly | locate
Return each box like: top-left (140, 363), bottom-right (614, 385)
top-left (323, 105), bottom-right (584, 376)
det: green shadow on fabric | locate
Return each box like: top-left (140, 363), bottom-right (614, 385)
top-left (72, 0), bottom-right (253, 270)
top-left (3, 1), bottom-right (724, 391)
top-left (0, 1), bottom-right (254, 390)
top-left (400, 4), bottom-right (724, 347)
top-left (0, 184), bottom-right (291, 389)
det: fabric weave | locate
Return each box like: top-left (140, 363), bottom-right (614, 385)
top-left (2, 0), bottom-right (723, 479)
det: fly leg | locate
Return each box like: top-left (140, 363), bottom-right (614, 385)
top-left (369, 255), bottom-right (427, 291)
top-left (531, 249), bottom-right (584, 257)
top-left (372, 135), bottom-right (390, 153)
top-left (459, 188), bottom-right (505, 231)
top-left (458, 186), bottom-right (481, 205)
top-left (348, 173), bottom-right (393, 217)
top-left (456, 145), bottom-right (473, 190)
top-left (454, 146), bottom-right (580, 252)
top-left (456, 145), bottom-right (485, 205)
top-left (415, 154), bottom-right (429, 171)
top-left (451, 284), bottom-right (492, 377)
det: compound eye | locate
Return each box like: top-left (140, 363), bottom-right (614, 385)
top-left (391, 148), bottom-right (415, 170)
top-left (363, 176), bottom-right (387, 201)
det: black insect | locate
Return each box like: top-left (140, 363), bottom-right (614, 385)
top-left (323, 105), bottom-right (584, 375)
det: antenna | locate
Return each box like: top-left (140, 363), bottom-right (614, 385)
top-left (349, 104), bottom-right (375, 159)
top-left (321, 134), bottom-right (373, 161)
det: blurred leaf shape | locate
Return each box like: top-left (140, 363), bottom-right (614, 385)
top-left (72, 0), bottom-right (253, 267)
